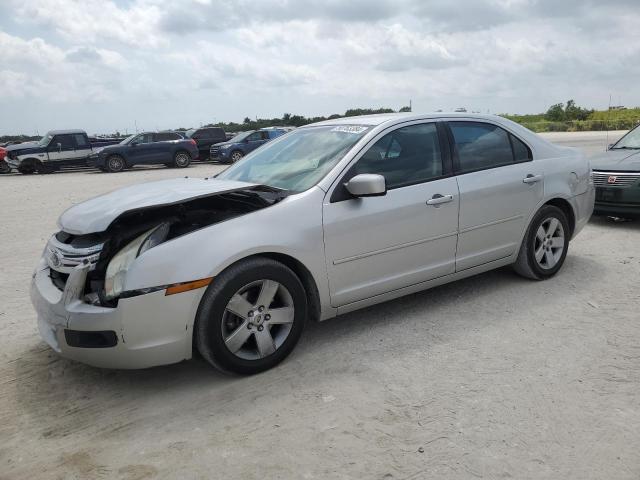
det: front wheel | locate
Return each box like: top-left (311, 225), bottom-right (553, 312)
top-left (0, 160), bottom-right (10, 174)
top-left (195, 258), bottom-right (307, 375)
top-left (230, 150), bottom-right (243, 163)
top-left (513, 205), bottom-right (570, 280)
top-left (105, 155), bottom-right (125, 173)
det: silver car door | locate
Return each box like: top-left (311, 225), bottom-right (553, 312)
top-left (448, 121), bottom-right (544, 271)
top-left (323, 122), bottom-right (459, 307)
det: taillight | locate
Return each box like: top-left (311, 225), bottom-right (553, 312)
top-left (189, 139), bottom-right (197, 146)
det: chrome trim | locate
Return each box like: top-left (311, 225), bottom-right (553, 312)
top-left (45, 235), bottom-right (104, 274)
top-left (591, 171), bottom-right (640, 187)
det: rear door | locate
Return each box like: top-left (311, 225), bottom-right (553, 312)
top-left (72, 133), bottom-right (92, 160)
top-left (447, 121), bottom-right (543, 271)
top-left (153, 132), bottom-right (181, 162)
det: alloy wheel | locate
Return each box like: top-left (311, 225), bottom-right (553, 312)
top-left (221, 279), bottom-right (295, 360)
top-left (175, 152), bottom-right (190, 167)
top-left (534, 217), bottom-right (565, 269)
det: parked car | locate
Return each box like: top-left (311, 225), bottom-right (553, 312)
top-left (5, 130), bottom-right (121, 174)
top-left (0, 146), bottom-right (9, 173)
top-left (210, 128), bottom-right (287, 163)
top-left (87, 131), bottom-right (199, 172)
top-left (184, 127), bottom-right (226, 159)
top-left (31, 113), bottom-right (594, 374)
top-left (590, 124), bottom-right (640, 218)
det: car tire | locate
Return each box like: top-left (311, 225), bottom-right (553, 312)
top-left (17, 159), bottom-right (37, 175)
top-left (513, 205), bottom-right (570, 280)
top-left (173, 151), bottom-right (191, 168)
top-left (105, 155), bottom-right (125, 173)
top-left (0, 160), bottom-right (10, 174)
top-left (230, 150), bottom-right (243, 163)
top-left (195, 257), bottom-right (307, 375)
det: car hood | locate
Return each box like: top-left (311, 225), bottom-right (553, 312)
top-left (590, 149), bottom-right (640, 172)
top-left (6, 141), bottom-right (39, 153)
top-left (58, 177), bottom-right (257, 235)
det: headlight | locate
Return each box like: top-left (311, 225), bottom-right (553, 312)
top-left (219, 144), bottom-right (230, 149)
top-left (104, 223), bottom-right (170, 300)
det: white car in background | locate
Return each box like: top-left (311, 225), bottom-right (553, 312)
top-left (31, 113), bottom-right (595, 374)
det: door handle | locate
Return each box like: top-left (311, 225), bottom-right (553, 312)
top-left (523, 174), bottom-right (543, 184)
top-left (426, 194), bottom-right (453, 206)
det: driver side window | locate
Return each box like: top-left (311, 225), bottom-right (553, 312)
top-left (350, 123), bottom-right (443, 189)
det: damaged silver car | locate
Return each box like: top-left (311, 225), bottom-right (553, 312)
top-left (31, 113), bottom-right (594, 374)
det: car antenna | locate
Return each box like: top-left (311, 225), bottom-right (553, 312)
top-left (606, 93), bottom-right (612, 151)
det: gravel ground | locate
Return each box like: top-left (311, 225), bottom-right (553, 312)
top-left (1, 131), bottom-right (638, 480)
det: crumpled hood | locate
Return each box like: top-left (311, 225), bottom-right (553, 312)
top-left (590, 149), bottom-right (640, 171)
top-left (6, 141), bottom-right (39, 153)
top-left (58, 177), bottom-right (256, 235)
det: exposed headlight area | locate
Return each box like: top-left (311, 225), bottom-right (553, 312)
top-left (45, 186), bottom-right (286, 307)
top-left (104, 223), bottom-right (170, 300)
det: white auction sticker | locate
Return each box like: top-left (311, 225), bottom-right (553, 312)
top-left (331, 125), bottom-right (368, 134)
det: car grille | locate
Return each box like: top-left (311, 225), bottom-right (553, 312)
top-left (210, 147), bottom-right (220, 158)
top-left (45, 235), bottom-right (103, 274)
top-left (591, 171), bottom-right (640, 188)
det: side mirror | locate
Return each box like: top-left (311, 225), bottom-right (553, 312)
top-left (345, 174), bottom-right (386, 197)
top-left (607, 143), bottom-right (614, 150)
top-left (56, 142), bottom-right (62, 152)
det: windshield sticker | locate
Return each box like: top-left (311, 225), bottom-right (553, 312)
top-left (331, 125), bottom-right (368, 134)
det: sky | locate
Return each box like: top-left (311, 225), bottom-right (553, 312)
top-left (0, 0), bottom-right (638, 135)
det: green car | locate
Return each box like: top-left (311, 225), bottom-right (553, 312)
top-left (591, 124), bottom-right (640, 218)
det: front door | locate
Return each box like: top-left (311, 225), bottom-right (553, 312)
top-left (447, 121), bottom-right (544, 271)
top-left (46, 134), bottom-right (76, 162)
top-left (323, 122), bottom-right (460, 307)
top-left (127, 133), bottom-right (155, 163)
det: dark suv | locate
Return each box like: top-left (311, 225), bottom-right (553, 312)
top-left (210, 128), bottom-right (287, 163)
top-left (184, 127), bottom-right (227, 159)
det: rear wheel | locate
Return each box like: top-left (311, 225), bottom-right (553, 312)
top-left (514, 205), bottom-right (570, 280)
top-left (173, 151), bottom-right (191, 168)
top-left (195, 257), bottom-right (307, 375)
top-left (105, 155), bottom-right (125, 173)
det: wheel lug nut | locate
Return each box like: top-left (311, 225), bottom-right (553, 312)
top-left (258, 325), bottom-right (264, 332)
top-left (248, 311), bottom-right (254, 317)
top-left (258, 306), bottom-right (265, 312)
top-left (247, 323), bottom-right (253, 329)
top-left (265, 314), bottom-right (271, 321)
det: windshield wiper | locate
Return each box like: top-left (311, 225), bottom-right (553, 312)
top-left (613, 146), bottom-right (640, 150)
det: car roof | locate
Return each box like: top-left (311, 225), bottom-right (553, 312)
top-left (47, 129), bottom-right (86, 135)
top-left (307, 112), bottom-right (516, 127)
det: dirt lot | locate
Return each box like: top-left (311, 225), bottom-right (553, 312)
top-left (1, 131), bottom-right (639, 479)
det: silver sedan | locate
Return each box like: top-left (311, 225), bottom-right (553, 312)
top-left (31, 113), bottom-right (594, 374)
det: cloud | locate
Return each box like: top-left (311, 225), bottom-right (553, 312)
top-left (1, 0), bottom-right (640, 135)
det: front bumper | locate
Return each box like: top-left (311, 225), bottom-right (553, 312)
top-left (594, 186), bottom-right (640, 218)
top-left (209, 147), bottom-right (231, 161)
top-left (31, 258), bottom-right (203, 369)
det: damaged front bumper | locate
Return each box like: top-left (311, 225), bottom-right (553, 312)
top-left (31, 257), bottom-right (203, 369)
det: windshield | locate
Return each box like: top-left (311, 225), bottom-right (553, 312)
top-left (38, 134), bottom-right (53, 147)
top-left (229, 131), bottom-right (253, 143)
top-left (120, 134), bottom-right (136, 145)
top-left (613, 124), bottom-right (640, 149)
top-left (185, 129), bottom-right (196, 138)
top-left (217, 125), bottom-right (371, 192)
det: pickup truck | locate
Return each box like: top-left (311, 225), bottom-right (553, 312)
top-left (209, 128), bottom-right (287, 163)
top-left (87, 131), bottom-right (199, 172)
top-left (184, 127), bottom-right (227, 160)
top-left (5, 130), bottom-right (121, 174)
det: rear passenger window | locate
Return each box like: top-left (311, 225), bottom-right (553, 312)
top-left (156, 132), bottom-right (179, 141)
top-left (351, 123), bottom-right (442, 189)
top-left (74, 134), bottom-right (89, 148)
top-left (449, 122), bottom-right (514, 173)
top-left (510, 134), bottom-right (532, 162)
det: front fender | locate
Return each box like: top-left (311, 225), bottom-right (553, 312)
top-left (123, 186), bottom-right (333, 316)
